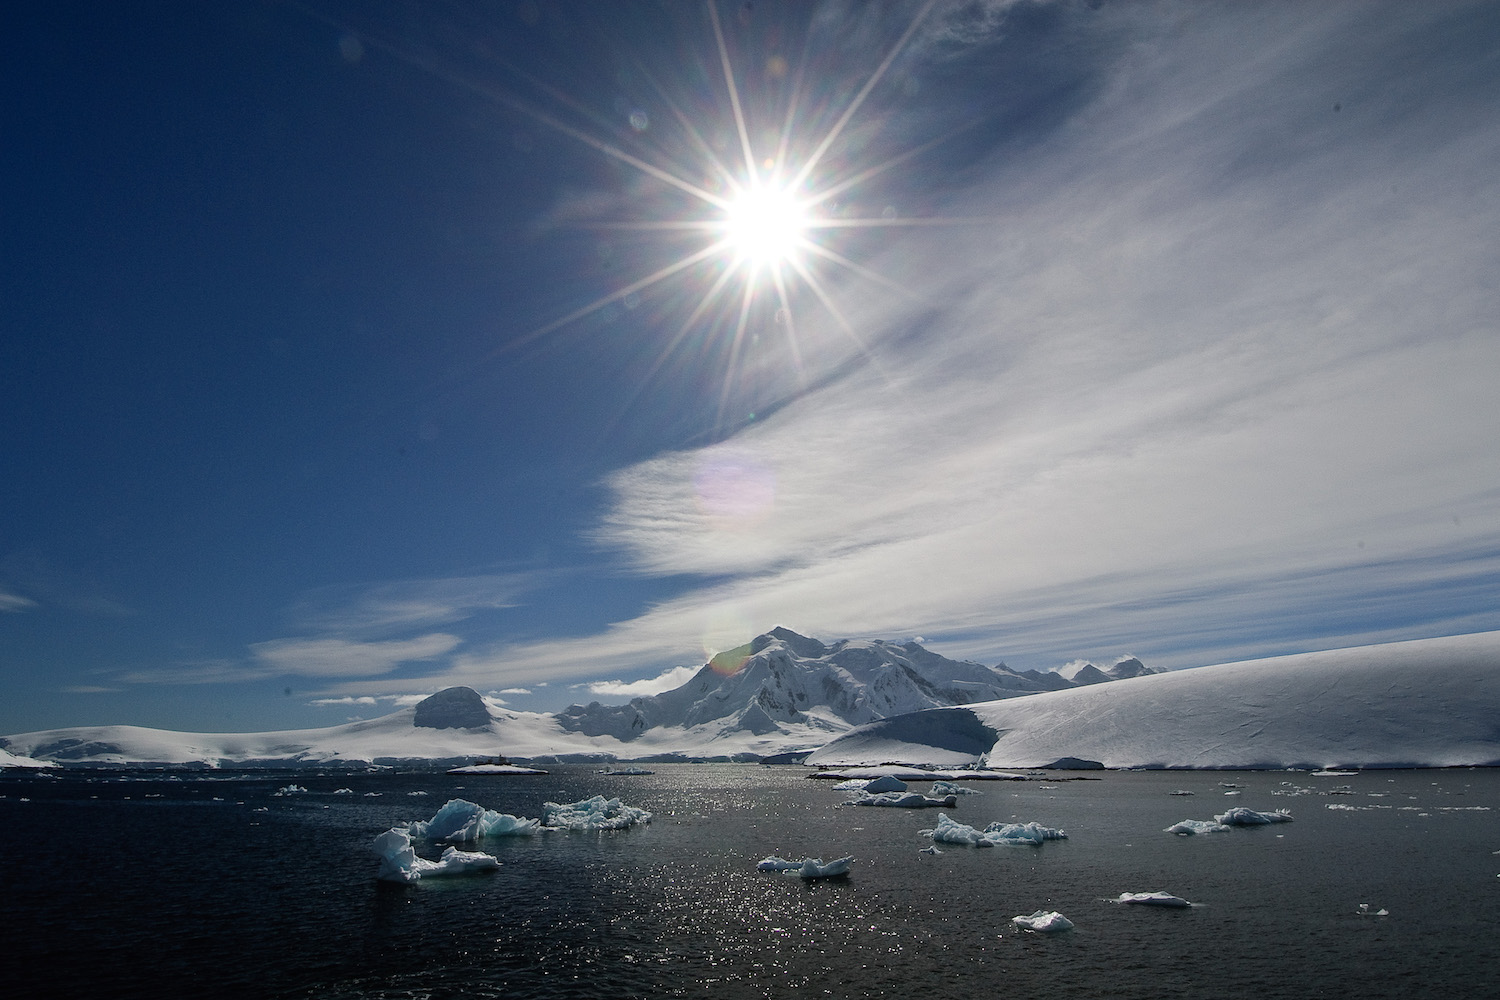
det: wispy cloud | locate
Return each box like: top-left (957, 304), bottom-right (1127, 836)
top-left (582, 665), bottom-right (702, 699)
top-left (286, 574), bottom-right (542, 636)
top-left (426, 2), bottom-right (1500, 690)
top-left (0, 591), bottom-right (36, 613)
top-left (250, 633), bottom-right (462, 679)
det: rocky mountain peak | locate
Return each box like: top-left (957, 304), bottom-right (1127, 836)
top-left (412, 687), bottom-right (492, 730)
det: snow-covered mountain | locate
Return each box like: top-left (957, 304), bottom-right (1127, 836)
top-left (13, 628), bottom-right (1496, 770)
top-left (555, 626), bottom-right (1067, 742)
top-left (806, 631), bottom-right (1500, 770)
top-left (0, 628), bottom-right (1146, 767)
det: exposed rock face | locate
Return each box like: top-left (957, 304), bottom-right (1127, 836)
top-left (412, 687), bottom-right (492, 730)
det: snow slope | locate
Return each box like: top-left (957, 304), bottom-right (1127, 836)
top-left (807, 632), bottom-right (1500, 769)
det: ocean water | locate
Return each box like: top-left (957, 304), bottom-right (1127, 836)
top-left (2, 765), bottom-right (1497, 999)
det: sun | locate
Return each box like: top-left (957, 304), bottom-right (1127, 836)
top-left (720, 181), bottom-right (812, 270)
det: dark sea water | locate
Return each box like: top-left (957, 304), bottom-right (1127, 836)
top-left (3, 764), bottom-right (1498, 999)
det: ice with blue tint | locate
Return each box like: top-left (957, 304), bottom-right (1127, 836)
top-left (372, 828), bottom-right (500, 883)
top-left (1216, 807), bottom-right (1292, 826)
top-left (542, 795), bottom-right (651, 831)
top-left (757, 856), bottom-right (852, 878)
top-left (922, 813), bottom-right (1066, 846)
top-left (852, 791), bottom-right (957, 808)
top-left (830, 779), bottom-right (868, 791)
top-left (929, 781), bottom-right (982, 797)
top-left (406, 798), bottom-right (540, 842)
top-left (1013, 910), bottom-right (1073, 932)
top-left (1166, 818), bottom-right (1230, 835)
top-left (1167, 806), bottom-right (1292, 835)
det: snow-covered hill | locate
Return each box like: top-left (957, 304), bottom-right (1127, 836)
top-left (807, 631), bottom-right (1500, 770)
top-left (0, 628), bottom-right (1146, 767)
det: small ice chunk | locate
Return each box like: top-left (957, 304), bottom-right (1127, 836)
top-left (373, 828), bottom-right (500, 883)
top-left (1166, 819), bottom-right (1229, 835)
top-left (1215, 807), bottom-right (1293, 826)
top-left (830, 779), bottom-right (869, 791)
top-left (1356, 903), bottom-right (1389, 916)
top-left (798, 856), bottom-right (853, 879)
top-left (757, 855), bottom-right (853, 877)
top-left (333, 788), bottom-right (354, 795)
top-left (1113, 891), bottom-right (1192, 908)
top-left (406, 799), bottom-right (540, 841)
top-left (919, 845), bottom-right (941, 855)
top-left (923, 813), bottom-right (1066, 847)
top-left (852, 791), bottom-right (957, 808)
top-left (274, 784), bottom-right (308, 796)
top-left (862, 775), bottom-right (908, 793)
top-left (1012, 910), bottom-right (1073, 932)
top-left (542, 795), bottom-right (651, 831)
top-left (929, 781), bottom-right (982, 797)
top-left (1168, 790), bottom-right (1195, 796)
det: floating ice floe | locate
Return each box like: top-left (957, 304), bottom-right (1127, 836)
top-left (373, 828), bottom-right (499, 883)
top-left (757, 856), bottom-right (853, 879)
top-left (333, 788), bottom-right (353, 795)
top-left (862, 775), bottom-right (908, 793)
top-left (1216, 807), bottom-right (1293, 826)
top-left (274, 784), bottom-right (308, 796)
top-left (919, 845), bottom-right (941, 855)
top-left (923, 813), bottom-right (1067, 847)
top-left (1012, 910), bottom-right (1073, 932)
top-left (1112, 891), bottom-right (1193, 908)
top-left (1357, 903), bottom-right (1389, 916)
top-left (406, 798), bottom-right (540, 842)
top-left (1167, 807), bottom-right (1292, 835)
top-left (1169, 790), bottom-right (1195, 796)
top-left (601, 766), bottom-right (654, 775)
top-left (542, 795), bottom-right (651, 831)
top-left (930, 781), bottom-right (983, 797)
top-left (851, 791), bottom-right (957, 809)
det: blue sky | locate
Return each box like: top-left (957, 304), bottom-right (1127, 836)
top-left (4, 0), bottom-right (1498, 735)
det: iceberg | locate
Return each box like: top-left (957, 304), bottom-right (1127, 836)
top-left (862, 775), bottom-right (908, 793)
top-left (1215, 807), bottom-right (1293, 826)
top-left (1167, 807), bottom-right (1291, 834)
top-left (756, 855), bottom-right (854, 878)
top-left (1113, 891), bottom-right (1193, 908)
top-left (851, 791), bottom-right (957, 808)
top-left (922, 813), bottom-right (1067, 847)
top-left (373, 828), bottom-right (500, 883)
top-left (1166, 818), bottom-right (1230, 835)
top-left (1012, 910), bottom-right (1073, 932)
top-left (929, 780), bottom-right (982, 796)
top-left (542, 795), bottom-right (651, 831)
top-left (406, 798), bottom-right (540, 842)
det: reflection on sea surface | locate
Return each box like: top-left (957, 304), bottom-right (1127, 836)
top-left (2, 765), bottom-right (1497, 999)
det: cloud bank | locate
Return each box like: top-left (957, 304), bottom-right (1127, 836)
top-left (449, 1), bottom-right (1500, 690)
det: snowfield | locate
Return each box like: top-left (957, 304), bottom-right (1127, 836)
top-left (5, 630), bottom-right (1500, 770)
top-left (807, 632), bottom-right (1500, 770)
